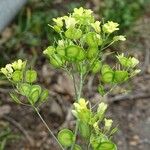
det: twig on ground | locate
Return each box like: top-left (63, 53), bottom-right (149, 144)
top-left (3, 115), bottom-right (34, 146)
top-left (141, 47), bottom-right (150, 73)
top-left (109, 92), bottom-right (150, 103)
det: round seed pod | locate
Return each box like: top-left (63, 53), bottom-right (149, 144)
top-left (18, 83), bottom-right (31, 96)
top-left (39, 89), bottom-right (49, 103)
top-left (101, 65), bottom-right (112, 75)
top-left (57, 129), bottom-right (74, 147)
top-left (92, 61), bottom-right (102, 73)
top-left (79, 122), bottom-right (91, 139)
top-left (12, 70), bottom-right (23, 82)
top-left (85, 32), bottom-right (102, 47)
top-left (50, 54), bottom-right (64, 68)
top-left (65, 28), bottom-right (82, 40)
top-left (102, 71), bottom-right (114, 83)
top-left (56, 46), bottom-right (65, 57)
top-left (43, 46), bottom-right (55, 58)
top-left (25, 70), bottom-right (37, 83)
top-left (97, 141), bottom-right (117, 150)
top-left (114, 70), bottom-right (128, 83)
top-left (65, 45), bottom-right (85, 61)
top-left (29, 85), bottom-right (42, 105)
top-left (87, 47), bottom-right (98, 59)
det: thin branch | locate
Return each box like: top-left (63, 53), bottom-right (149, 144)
top-left (3, 115), bottom-right (34, 146)
top-left (109, 92), bottom-right (150, 103)
top-left (33, 107), bottom-right (65, 150)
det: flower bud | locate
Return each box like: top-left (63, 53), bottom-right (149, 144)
top-left (12, 59), bottom-right (26, 70)
top-left (91, 21), bottom-right (101, 33)
top-left (113, 35), bottom-right (126, 42)
top-left (103, 21), bottom-right (119, 34)
top-left (97, 102), bottom-right (108, 121)
top-left (104, 118), bottom-right (113, 132)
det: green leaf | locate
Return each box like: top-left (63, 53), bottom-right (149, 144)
top-left (25, 70), bottom-right (37, 83)
top-left (65, 28), bottom-right (82, 39)
top-left (12, 70), bottom-right (23, 82)
top-left (90, 134), bottom-right (108, 150)
top-left (18, 83), bottom-right (31, 96)
top-left (114, 70), bottom-right (128, 83)
top-left (98, 141), bottom-right (117, 150)
top-left (9, 93), bottom-right (20, 104)
top-left (57, 129), bottom-right (74, 147)
top-left (29, 85), bottom-right (41, 104)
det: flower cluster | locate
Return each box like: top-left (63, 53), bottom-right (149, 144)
top-left (44, 7), bottom-right (126, 70)
top-left (1, 59), bottom-right (26, 79)
top-left (1, 59), bottom-right (48, 106)
top-left (58, 98), bottom-right (117, 150)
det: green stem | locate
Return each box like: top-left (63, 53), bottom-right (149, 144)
top-left (70, 72), bottom-right (83, 150)
top-left (33, 107), bottom-right (65, 150)
top-left (87, 142), bottom-right (91, 150)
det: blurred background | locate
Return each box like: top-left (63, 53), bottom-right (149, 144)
top-left (0, 0), bottom-right (150, 149)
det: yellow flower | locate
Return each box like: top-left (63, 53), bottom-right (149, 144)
top-left (52, 17), bottom-right (63, 27)
top-left (117, 53), bottom-right (139, 68)
top-left (113, 35), bottom-right (126, 41)
top-left (91, 21), bottom-right (101, 33)
top-left (1, 64), bottom-right (13, 78)
top-left (104, 118), bottom-right (113, 131)
top-left (103, 21), bottom-right (119, 33)
top-left (73, 7), bottom-right (84, 16)
top-left (97, 102), bottom-right (107, 114)
top-left (74, 98), bottom-right (88, 110)
top-left (63, 16), bottom-right (77, 29)
top-left (1, 67), bottom-right (8, 76)
top-left (12, 59), bottom-right (26, 70)
top-left (5, 64), bottom-right (13, 73)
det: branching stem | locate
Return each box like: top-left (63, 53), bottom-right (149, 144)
top-left (70, 71), bottom-right (83, 150)
top-left (33, 107), bottom-right (65, 150)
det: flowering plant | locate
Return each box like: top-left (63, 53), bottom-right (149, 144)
top-left (1, 7), bottom-right (140, 150)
